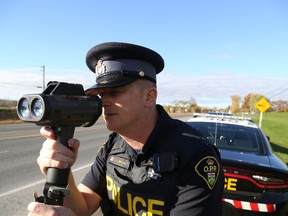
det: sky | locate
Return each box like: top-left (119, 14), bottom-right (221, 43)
top-left (1, 0), bottom-right (287, 108)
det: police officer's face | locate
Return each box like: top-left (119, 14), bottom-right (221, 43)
top-left (98, 80), bottom-right (156, 134)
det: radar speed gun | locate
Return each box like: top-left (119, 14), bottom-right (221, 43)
top-left (17, 81), bottom-right (102, 205)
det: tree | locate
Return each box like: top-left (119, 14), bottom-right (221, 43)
top-left (271, 100), bottom-right (288, 112)
top-left (170, 98), bottom-right (198, 113)
top-left (242, 93), bottom-right (252, 111)
top-left (241, 93), bottom-right (267, 113)
top-left (231, 95), bottom-right (241, 114)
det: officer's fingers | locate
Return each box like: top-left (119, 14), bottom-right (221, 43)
top-left (42, 138), bottom-right (74, 158)
top-left (27, 202), bottom-right (46, 216)
top-left (39, 141), bottom-right (74, 164)
top-left (37, 152), bottom-right (70, 175)
top-left (68, 138), bottom-right (80, 161)
top-left (38, 149), bottom-right (72, 168)
top-left (37, 140), bottom-right (74, 173)
top-left (28, 202), bottom-right (76, 216)
top-left (40, 126), bottom-right (55, 139)
top-left (28, 202), bottom-right (51, 216)
top-left (68, 138), bottom-right (80, 152)
top-left (36, 155), bottom-right (49, 175)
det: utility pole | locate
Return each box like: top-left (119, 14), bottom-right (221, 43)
top-left (41, 65), bottom-right (45, 89)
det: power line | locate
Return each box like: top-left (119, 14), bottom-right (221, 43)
top-left (266, 84), bottom-right (287, 95)
top-left (269, 87), bottom-right (288, 99)
top-left (265, 81), bottom-right (288, 99)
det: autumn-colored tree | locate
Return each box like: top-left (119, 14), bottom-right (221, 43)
top-left (170, 98), bottom-right (198, 113)
top-left (242, 93), bottom-right (252, 111)
top-left (271, 100), bottom-right (288, 112)
top-left (241, 93), bottom-right (268, 113)
top-left (231, 95), bottom-right (241, 114)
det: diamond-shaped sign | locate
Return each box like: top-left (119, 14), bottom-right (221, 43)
top-left (256, 97), bottom-right (271, 113)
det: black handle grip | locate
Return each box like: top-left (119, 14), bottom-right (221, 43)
top-left (54, 126), bottom-right (75, 148)
top-left (46, 126), bottom-right (75, 185)
top-left (41, 126), bottom-right (75, 205)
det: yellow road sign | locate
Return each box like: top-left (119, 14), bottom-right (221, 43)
top-left (256, 97), bottom-right (271, 113)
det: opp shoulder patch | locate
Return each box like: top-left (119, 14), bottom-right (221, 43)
top-left (195, 156), bottom-right (220, 189)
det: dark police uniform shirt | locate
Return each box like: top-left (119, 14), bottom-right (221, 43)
top-left (82, 105), bottom-right (224, 216)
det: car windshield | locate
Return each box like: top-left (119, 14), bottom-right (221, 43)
top-left (189, 122), bottom-right (264, 153)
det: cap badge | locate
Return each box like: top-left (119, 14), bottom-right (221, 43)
top-left (100, 80), bottom-right (108, 84)
top-left (139, 71), bottom-right (145, 77)
top-left (95, 60), bottom-right (106, 77)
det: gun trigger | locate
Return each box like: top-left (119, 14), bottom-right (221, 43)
top-left (33, 192), bottom-right (45, 203)
top-left (33, 192), bottom-right (38, 201)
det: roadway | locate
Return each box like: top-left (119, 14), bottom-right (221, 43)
top-left (0, 114), bottom-right (191, 216)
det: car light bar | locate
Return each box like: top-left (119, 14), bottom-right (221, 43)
top-left (192, 113), bottom-right (254, 122)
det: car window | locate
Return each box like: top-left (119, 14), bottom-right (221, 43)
top-left (188, 122), bottom-right (263, 153)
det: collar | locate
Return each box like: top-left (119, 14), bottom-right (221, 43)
top-left (141, 105), bottom-right (182, 153)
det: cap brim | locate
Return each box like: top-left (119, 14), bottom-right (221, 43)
top-left (85, 75), bottom-right (136, 95)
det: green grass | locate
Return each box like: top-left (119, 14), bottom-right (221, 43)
top-left (0, 107), bottom-right (18, 121)
top-left (251, 112), bottom-right (288, 165)
top-left (0, 107), bottom-right (15, 110)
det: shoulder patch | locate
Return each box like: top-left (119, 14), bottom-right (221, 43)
top-left (195, 156), bottom-right (220, 189)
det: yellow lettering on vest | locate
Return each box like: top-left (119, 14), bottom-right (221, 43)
top-left (133, 196), bottom-right (147, 216)
top-left (117, 186), bottom-right (129, 215)
top-left (127, 193), bottom-right (133, 216)
top-left (112, 182), bottom-right (118, 203)
top-left (106, 175), bottom-right (113, 191)
top-left (106, 175), bottom-right (165, 215)
top-left (148, 199), bottom-right (164, 216)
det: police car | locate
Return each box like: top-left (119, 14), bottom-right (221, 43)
top-left (186, 113), bottom-right (288, 216)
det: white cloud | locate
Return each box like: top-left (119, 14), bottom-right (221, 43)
top-left (157, 71), bottom-right (288, 108)
top-left (0, 67), bottom-right (95, 100)
top-left (1, 68), bottom-right (287, 108)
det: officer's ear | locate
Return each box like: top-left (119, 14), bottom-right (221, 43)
top-left (144, 86), bottom-right (157, 107)
top-left (138, 79), bottom-right (157, 107)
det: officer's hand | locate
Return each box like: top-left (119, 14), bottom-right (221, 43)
top-left (27, 202), bottom-right (76, 216)
top-left (37, 126), bottom-right (80, 175)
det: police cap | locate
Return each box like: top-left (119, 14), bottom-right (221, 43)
top-left (86, 42), bottom-right (164, 90)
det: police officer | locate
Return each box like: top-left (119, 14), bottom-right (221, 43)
top-left (28, 42), bottom-right (224, 216)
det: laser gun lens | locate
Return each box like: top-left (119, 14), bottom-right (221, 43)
top-left (32, 98), bottom-right (44, 118)
top-left (18, 98), bottom-right (29, 118)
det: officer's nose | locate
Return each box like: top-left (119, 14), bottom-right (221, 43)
top-left (100, 94), bottom-right (110, 108)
